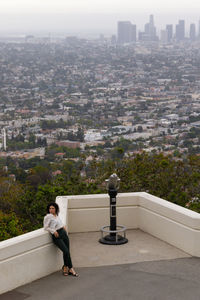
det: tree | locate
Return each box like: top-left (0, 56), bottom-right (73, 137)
top-left (28, 133), bottom-right (36, 146)
top-left (0, 211), bottom-right (23, 241)
top-left (0, 177), bottom-right (25, 213)
top-left (111, 147), bottom-right (125, 160)
top-left (76, 127), bottom-right (84, 142)
top-left (26, 165), bottom-right (51, 188)
top-left (137, 125), bottom-right (143, 132)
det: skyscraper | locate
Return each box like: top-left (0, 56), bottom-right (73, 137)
top-left (117, 21), bottom-right (136, 44)
top-left (176, 20), bottom-right (185, 41)
top-left (131, 24), bottom-right (137, 42)
top-left (149, 14), bottom-right (156, 39)
top-left (166, 24), bottom-right (173, 43)
top-left (198, 20), bottom-right (200, 40)
top-left (189, 23), bottom-right (196, 41)
top-left (140, 15), bottom-right (158, 41)
top-left (160, 30), bottom-right (168, 44)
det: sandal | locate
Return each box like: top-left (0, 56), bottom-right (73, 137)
top-left (62, 265), bottom-right (68, 276)
top-left (68, 268), bottom-right (79, 277)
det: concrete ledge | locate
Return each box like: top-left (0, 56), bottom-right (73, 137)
top-left (0, 243), bottom-right (62, 294)
top-left (0, 229), bottom-right (50, 260)
top-left (139, 192), bottom-right (200, 229)
top-left (1, 191), bottom-right (200, 294)
top-left (0, 229), bottom-right (62, 294)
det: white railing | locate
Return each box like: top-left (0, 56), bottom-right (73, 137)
top-left (1, 192), bottom-right (200, 294)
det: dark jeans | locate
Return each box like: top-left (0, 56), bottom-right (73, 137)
top-left (52, 228), bottom-right (73, 269)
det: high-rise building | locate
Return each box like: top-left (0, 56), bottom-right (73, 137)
top-left (176, 20), bottom-right (185, 41)
top-left (117, 21), bottom-right (136, 44)
top-left (160, 30), bottom-right (168, 44)
top-left (140, 15), bottom-right (158, 41)
top-left (111, 35), bottom-right (117, 45)
top-left (189, 23), bottom-right (196, 41)
top-left (131, 24), bottom-right (137, 42)
top-left (166, 24), bottom-right (173, 42)
top-left (149, 14), bottom-right (156, 39)
top-left (198, 20), bottom-right (200, 40)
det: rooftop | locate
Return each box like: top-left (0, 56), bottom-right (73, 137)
top-left (1, 192), bottom-right (200, 299)
top-left (2, 230), bottom-right (200, 300)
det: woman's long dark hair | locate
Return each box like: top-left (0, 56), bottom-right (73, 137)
top-left (46, 202), bottom-right (59, 215)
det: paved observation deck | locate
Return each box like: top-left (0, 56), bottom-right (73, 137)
top-left (1, 192), bottom-right (200, 298)
top-left (2, 230), bottom-right (200, 300)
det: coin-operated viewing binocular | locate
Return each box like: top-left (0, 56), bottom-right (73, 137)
top-left (99, 173), bottom-right (128, 245)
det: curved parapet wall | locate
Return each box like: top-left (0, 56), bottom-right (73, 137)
top-left (1, 192), bottom-right (200, 294)
top-left (0, 229), bottom-right (63, 295)
top-left (64, 192), bottom-right (200, 256)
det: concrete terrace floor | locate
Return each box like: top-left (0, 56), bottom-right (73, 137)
top-left (1, 229), bottom-right (200, 300)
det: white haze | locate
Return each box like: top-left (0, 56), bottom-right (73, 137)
top-left (0, 13), bottom-right (199, 38)
top-left (0, 0), bottom-right (200, 37)
top-left (1, 0), bottom-right (200, 15)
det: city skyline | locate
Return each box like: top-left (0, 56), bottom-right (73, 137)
top-left (117, 15), bottom-right (200, 44)
top-left (0, 13), bottom-right (200, 38)
top-left (0, 0), bottom-right (200, 37)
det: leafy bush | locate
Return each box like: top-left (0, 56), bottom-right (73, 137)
top-left (0, 211), bottom-right (23, 241)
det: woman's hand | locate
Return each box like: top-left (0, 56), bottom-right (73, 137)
top-left (54, 231), bottom-right (59, 238)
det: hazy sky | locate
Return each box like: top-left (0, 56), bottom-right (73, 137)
top-left (1, 0), bottom-right (200, 14)
top-left (0, 0), bottom-right (200, 36)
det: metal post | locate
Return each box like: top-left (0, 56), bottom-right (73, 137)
top-left (109, 188), bottom-right (117, 239)
top-left (99, 173), bottom-right (128, 245)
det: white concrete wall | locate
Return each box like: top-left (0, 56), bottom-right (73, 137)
top-left (1, 192), bottom-right (200, 294)
top-left (66, 193), bottom-right (140, 232)
top-left (0, 229), bottom-right (63, 294)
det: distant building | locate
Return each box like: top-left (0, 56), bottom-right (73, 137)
top-left (55, 141), bottom-right (80, 148)
top-left (117, 21), bottom-right (131, 44)
top-left (138, 31), bottom-right (149, 41)
top-left (55, 152), bottom-right (65, 160)
top-left (111, 35), bottom-right (117, 44)
top-left (131, 24), bottom-right (137, 42)
top-left (160, 30), bottom-right (168, 44)
top-left (117, 21), bottom-right (136, 44)
top-left (166, 24), bottom-right (173, 43)
top-left (198, 20), bottom-right (200, 40)
top-left (9, 174), bottom-right (16, 181)
top-left (65, 36), bottom-right (78, 45)
top-left (176, 20), bottom-right (185, 41)
top-left (139, 15), bottom-right (158, 41)
top-left (25, 35), bottom-right (35, 43)
top-left (52, 170), bottom-right (62, 177)
top-left (190, 23), bottom-right (196, 41)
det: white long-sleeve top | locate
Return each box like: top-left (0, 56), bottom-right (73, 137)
top-left (43, 213), bottom-right (63, 234)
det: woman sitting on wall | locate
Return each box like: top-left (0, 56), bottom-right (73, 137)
top-left (44, 202), bottom-right (78, 277)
